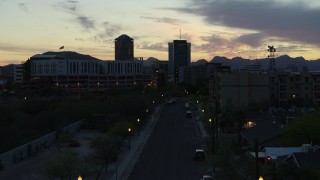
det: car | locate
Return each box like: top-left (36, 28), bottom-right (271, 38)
top-left (186, 111), bottom-right (192, 118)
top-left (194, 149), bottom-right (205, 160)
top-left (201, 175), bottom-right (214, 180)
top-left (166, 98), bottom-right (177, 105)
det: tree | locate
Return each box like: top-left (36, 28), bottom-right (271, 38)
top-left (285, 111), bottom-right (320, 145)
top-left (4, 79), bottom-right (14, 90)
top-left (90, 135), bottom-right (123, 180)
top-left (40, 151), bottom-right (80, 180)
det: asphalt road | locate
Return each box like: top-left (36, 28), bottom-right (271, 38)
top-left (128, 101), bottom-right (207, 180)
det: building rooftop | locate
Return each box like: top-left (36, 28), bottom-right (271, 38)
top-left (241, 120), bottom-right (286, 145)
top-left (115, 34), bottom-right (133, 40)
top-left (30, 51), bottom-right (100, 61)
top-left (292, 152), bottom-right (320, 168)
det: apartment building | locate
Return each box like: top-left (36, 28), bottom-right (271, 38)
top-left (210, 70), bottom-right (320, 111)
top-left (269, 71), bottom-right (320, 107)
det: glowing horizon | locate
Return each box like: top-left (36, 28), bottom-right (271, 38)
top-left (1, 0), bottom-right (319, 66)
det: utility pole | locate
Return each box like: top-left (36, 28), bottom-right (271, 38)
top-left (212, 120), bottom-right (215, 154)
top-left (209, 118), bottom-right (215, 154)
top-left (255, 138), bottom-right (260, 180)
top-left (215, 98), bottom-right (220, 145)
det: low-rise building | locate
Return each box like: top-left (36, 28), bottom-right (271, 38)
top-left (23, 51), bottom-right (150, 90)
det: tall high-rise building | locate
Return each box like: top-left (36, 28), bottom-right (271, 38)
top-left (115, 34), bottom-right (134, 61)
top-left (168, 40), bottom-right (191, 83)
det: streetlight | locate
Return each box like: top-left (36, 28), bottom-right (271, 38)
top-left (146, 109), bottom-right (149, 113)
top-left (137, 118), bottom-right (140, 135)
top-left (258, 176), bottom-right (263, 180)
top-left (197, 100), bottom-right (199, 104)
top-left (128, 128), bottom-right (131, 149)
top-left (292, 94), bottom-right (296, 106)
top-left (202, 109), bottom-right (205, 113)
top-left (78, 176), bottom-right (82, 180)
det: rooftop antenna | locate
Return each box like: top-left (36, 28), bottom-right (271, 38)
top-left (268, 45), bottom-right (276, 73)
top-left (179, 28), bottom-right (181, 40)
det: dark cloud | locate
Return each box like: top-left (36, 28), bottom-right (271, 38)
top-left (53, 1), bottom-right (93, 31)
top-left (54, 0), bottom-right (78, 13)
top-left (235, 33), bottom-right (266, 47)
top-left (174, 0), bottom-right (320, 46)
top-left (53, 1), bottom-right (122, 42)
top-left (137, 42), bottom-right (167, 51)
top-left (53, 0), bottom-right (122, 43)
top-left (98, 22), bottom-right (122, 38)
top-left (140, 16), bottom-right (187, 25)
top-left (277, 44), bottom-right (309, 53)
top-left (195, 34), bottom-right (234, 53)
top-left (77, 16), bottom-right (95, 30)
top-left (53, 1), bottom-right (96, 31)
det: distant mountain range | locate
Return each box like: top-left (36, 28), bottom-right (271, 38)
top-left (3, 51), bottom-right (318, 72)
top-left (208, 55), bottom-right (320, 71)
top-left (144, 55), bottom-right (320, 71)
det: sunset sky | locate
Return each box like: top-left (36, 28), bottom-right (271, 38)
top-left (0, 0), bottom-right (319, 65)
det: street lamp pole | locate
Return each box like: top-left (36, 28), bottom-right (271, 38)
top-left (255, 138), bottom-right (260, 180)
top-left (77, 82), bottom-right (80, 99)
top-left (128, 128), bottom-right (131, 149)
top-left (137, 118), bottom-right (140, 135)
top-left (209, 118), bottom-right (215, 154)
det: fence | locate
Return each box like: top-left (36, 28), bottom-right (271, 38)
top-left (0, 121), bottom-right (82, 169)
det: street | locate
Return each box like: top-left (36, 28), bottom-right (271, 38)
top-left (128, 101), bottom-right (207, 180)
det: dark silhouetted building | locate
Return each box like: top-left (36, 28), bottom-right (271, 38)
top-left (168, 40), bottom-right (191, 83)
top-left (115, 34), bottom-right (134, 61)
top-left (23, 51), bottom-right (148, 90)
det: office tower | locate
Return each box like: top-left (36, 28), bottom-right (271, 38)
top-left (115, 34), bottom-right (134, 61)
top-left (168, 40), bottom-right (191, 83)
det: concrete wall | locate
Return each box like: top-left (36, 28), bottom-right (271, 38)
top-left (0, 121), bottom-right (82, 169)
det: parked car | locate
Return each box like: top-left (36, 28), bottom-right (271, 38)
top-left (186, 111), bottom-right (192, 118)
top-left (166, 98), bottom-right (177, 105)
top-left (194, 149), bottom-right (206, 160)
top-left (201, 175), bottom-right (214, 180)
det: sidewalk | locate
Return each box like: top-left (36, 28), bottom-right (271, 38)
top-left (108, 105), bottom-right (162, 180)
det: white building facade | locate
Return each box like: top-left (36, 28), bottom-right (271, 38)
top-left (25, 54), bottom-right (147, 90)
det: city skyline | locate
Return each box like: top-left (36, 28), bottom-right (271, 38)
top-left (1, 0), bottom-right (320, 66)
